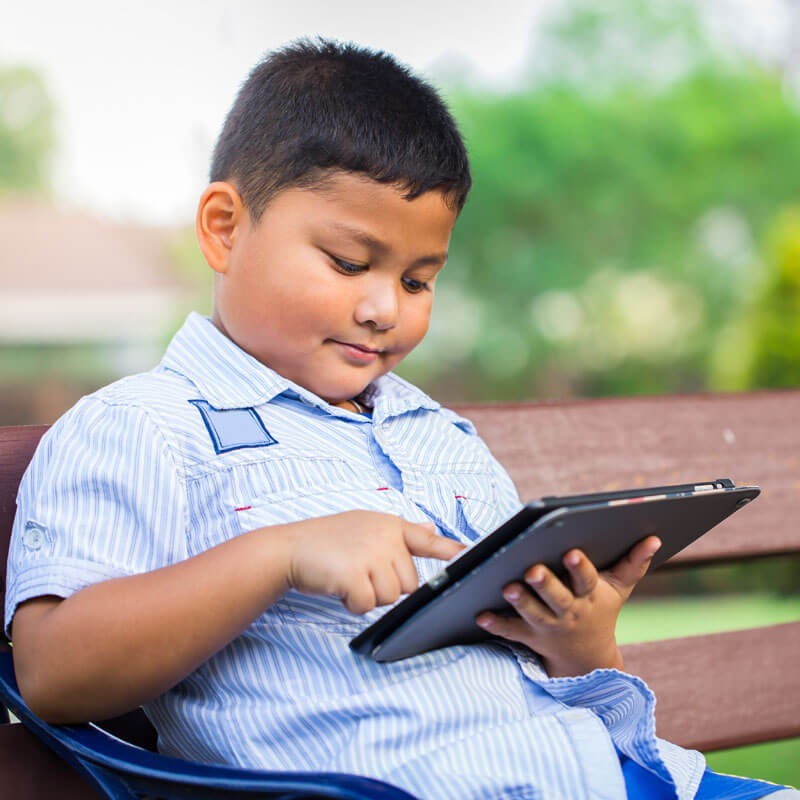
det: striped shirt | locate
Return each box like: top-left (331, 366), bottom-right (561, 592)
top-left (6, 311), bottom-right (707, 800)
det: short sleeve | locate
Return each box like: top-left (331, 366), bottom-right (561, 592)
top-left (4, 397), bottom-right (188, 639)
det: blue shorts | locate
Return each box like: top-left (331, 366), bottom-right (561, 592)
top-left (618, 749), bottom-right (791, 799)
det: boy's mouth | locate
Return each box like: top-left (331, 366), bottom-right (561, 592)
top-left (333, 340), bottom-right (381, 353)
top-left (331, 340), bottom-right (382, 364)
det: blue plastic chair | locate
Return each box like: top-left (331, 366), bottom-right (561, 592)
top-left (0, 651), bottom-right (417, 800)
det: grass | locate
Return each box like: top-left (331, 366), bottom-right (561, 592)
top-left (616, 593), bottom-right (800, 644)
top-left (617, 593), bottom-right (800, 788)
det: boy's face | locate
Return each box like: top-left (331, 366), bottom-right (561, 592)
top-left (203, 172), bottom-right (458, 407)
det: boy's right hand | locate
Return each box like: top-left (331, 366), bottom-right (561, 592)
top-left (284, 511), bottom-right (465, 615)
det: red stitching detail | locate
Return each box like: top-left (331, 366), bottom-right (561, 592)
top-left (454, 495), bottom-right (465, 499)
top-left (235, 506), bottom-right (252, 512)
top-left (376, 487), bottom-right (389, 491)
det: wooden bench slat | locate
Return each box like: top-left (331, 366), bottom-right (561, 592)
top-left (457, 390), bottom-right (800, 565)
top-left (620, 621), bottom-right (800, 752)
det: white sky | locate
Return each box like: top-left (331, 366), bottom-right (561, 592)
top-left (1, 0), bottom-right (557, 225)
top-left (1, 0), bottom-right (792, 226)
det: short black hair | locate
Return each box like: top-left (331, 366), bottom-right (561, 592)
top-left (210, 38), bottom-right (471, 220)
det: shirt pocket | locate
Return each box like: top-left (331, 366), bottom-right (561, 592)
top-left (402, 467), bottom-right (506, 544)
top-left (455, 491), bottom-right (507, 541)
top-left (236, 483), bottom-right (405, 636)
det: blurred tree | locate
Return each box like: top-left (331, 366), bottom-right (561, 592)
top-left (528, 0), bottom-right (713, 90)
top-left (401, 0), bottom-right (800, 402)
top-left (0, 64), bottom-right (55, 193)
top-left (748, 207), bottom-right (800, 387)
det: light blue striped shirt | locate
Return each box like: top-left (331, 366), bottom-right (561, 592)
top-left (6, 312), bottom-right (706, 800)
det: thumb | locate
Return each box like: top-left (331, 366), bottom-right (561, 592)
top-left (606, 535), bottom-right (662, 594)
top-left (404, 521), bottom-right (466, 561)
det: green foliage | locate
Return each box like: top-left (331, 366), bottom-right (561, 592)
top-left (0, 65), bottom-right (55, 193)
top-left (530, 0), bottom-right (713, 92)
top-left (711, 206), bottom-right (800, 390)
top-left (747, 207), bottom-right (800, 388)
top-left (400, 2), bottom-right (800, 400)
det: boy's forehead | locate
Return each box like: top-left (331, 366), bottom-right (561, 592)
top-left (288, 172), bottom-right (458, 249)
top-left (308, 171), bottom-right (451, 209)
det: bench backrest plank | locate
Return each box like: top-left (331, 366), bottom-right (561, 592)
top-left (621, 621), bottom-right (800, 751)
top-left (456, 389), bottom-right (800, 565)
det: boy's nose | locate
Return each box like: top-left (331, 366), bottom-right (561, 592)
top-left (354, 282), bottom-right (398, 331)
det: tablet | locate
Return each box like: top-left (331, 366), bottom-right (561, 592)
top-left (350, 479), bottom-right (759, 662)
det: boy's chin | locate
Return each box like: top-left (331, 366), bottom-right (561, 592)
top-left (322, 385), bottom-right (373, 405)
top-left (313, 353), bottom-right (407, 404)
top-left (317, 375), bottom-right (384, 406)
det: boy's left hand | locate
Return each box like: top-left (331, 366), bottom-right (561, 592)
top-left (475, 536), bottom-right (661, 677)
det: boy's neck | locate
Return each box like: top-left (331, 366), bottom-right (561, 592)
top-left (334, 397), bottom-right (371, 415)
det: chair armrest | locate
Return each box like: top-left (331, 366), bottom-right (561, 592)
top-left (0, 652), bottom-right (417, 800)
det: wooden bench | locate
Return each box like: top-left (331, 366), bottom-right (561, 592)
top-left (2, 389), bottom-right (799, 797)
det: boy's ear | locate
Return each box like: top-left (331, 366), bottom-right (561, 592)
top-left (196, 182), bottom-right (247, 275)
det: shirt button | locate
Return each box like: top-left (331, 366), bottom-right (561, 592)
top-left (23, 524), bottom-right (45, 550)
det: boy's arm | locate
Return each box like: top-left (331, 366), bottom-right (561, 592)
top-left (475, 536), bottom-right (661, 677)
top-left (12, 520), bottom-right (294, 723)
top-left (12, 510), bottom-right (461, 724)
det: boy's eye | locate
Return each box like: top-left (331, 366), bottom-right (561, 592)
top-left (331, 256), bottom-right (367, 274)
top-left (330, 255), bottom-right (430, 294)
top-left (402, 277), bottom-right (429, 294)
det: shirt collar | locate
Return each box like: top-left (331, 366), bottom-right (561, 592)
top-left (160, 312), bottom-right (440, 421)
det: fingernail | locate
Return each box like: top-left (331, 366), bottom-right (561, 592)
top-left (504, 588), bottom-right (520, 601)
top-left (476, 615), bottom-right (493, 628)
top-left (528, 568), bottom-right (544, 583)
top-left (566, 552), bottom-right (580, 567)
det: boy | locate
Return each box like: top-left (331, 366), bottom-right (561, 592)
top-left (5, 40), bottom-right (794, 800)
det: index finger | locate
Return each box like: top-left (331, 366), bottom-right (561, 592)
top-left (403, 521), bottom-right (466, 561)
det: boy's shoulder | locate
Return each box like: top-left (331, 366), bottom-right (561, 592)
top-left (42, 366), bottom-right (215, 476)
top-left (73, 364), bottom-right (198, 425)
top-left (89, 365), bottom-right (198, 411)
